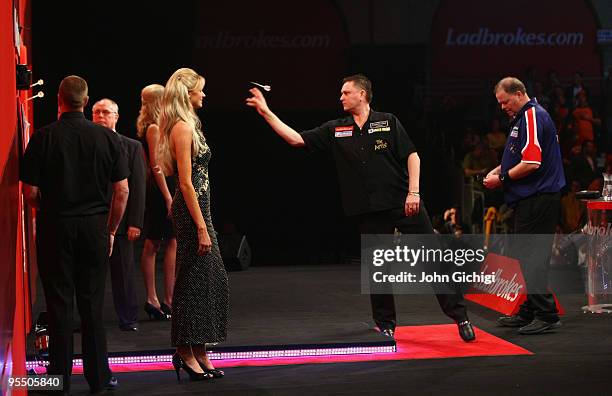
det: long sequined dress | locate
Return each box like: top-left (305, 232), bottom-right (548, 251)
top-left (171, 137), bottom-right (229, 346)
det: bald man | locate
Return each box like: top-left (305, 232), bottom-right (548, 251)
top-left (21, 76), bottom-right (128, 394)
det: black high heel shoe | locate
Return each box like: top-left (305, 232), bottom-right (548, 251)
top-left (202, 367), bottom-right (224, 378)
top-left (196, 360), bottom-right (225, 378)
top-left (160, 302), bottom-right (172, 318)
top-left (172, 353), bottom-right (212, 382)
top-left (144, 302), bottom-right (168, 320)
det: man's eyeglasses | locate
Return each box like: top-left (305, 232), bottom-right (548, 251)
top-left (93, 109), bottom-right (117, 116)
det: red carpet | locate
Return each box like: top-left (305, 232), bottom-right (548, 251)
top-left (71, 324), bottom-right (532, 374)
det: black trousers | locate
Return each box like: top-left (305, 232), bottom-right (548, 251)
top-left (512, 191), bottom-right (561, 322)
top-left (37, 214), bottom-right (111, 393)
top-left (354, 204), bottom-right (468, 330)
top-left (109, 235), bottom-right (139, 327)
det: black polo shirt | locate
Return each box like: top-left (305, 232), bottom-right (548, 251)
top-left (300, 110), bottom-right (416, 216)
top-left (20, 111), bottom-right (129, 217)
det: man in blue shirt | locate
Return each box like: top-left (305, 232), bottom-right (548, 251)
top-left (484, 77), bottom-right (565, 335)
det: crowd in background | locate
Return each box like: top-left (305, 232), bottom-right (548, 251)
top-left (419, 69), bottom-right (612, 239)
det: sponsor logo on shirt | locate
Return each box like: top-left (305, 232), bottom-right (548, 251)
top-left (374, 139), bottom-right (389, 151)
top-left (335, 126), bottom-right (353, 137)
top-left (368, 127), bottom-right (391, 134)
top-left (368, 120), bottom-right (390, 134)
top-left (510, 126), bottom-right (519, 138)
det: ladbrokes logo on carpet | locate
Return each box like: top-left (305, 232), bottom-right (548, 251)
top-left (465, 253), bottom-right (528, 316)
top-left (470, 264), bottom-right (523, 302)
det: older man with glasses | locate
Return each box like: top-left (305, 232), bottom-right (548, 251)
top-left (93, 98), bottom-right (147, 332)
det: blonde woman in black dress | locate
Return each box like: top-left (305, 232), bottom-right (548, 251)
top-left (136, 84), bottom-right (177, 321)
top-left (159, 68), bottom-right (228, 381)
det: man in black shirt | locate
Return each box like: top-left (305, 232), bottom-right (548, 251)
top-left (93, 98), bottom-right (146, 332)
top-left (246, 74), bottom-right (474, 342)
top-left (20, 76), bottom-right (129, 394)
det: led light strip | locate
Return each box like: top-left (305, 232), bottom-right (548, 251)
top-left (27, 345), bottom-right (396, 369)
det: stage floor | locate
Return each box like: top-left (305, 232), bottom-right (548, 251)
top-left (30, 264), bottom-right (402, 355)
top-left (26, 255), bottom-right (612, 395)
top-left (103, 264), bottom-right (397, 352)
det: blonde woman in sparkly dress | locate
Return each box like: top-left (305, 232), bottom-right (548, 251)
top-left (160, 68), bottom-right (228, 381)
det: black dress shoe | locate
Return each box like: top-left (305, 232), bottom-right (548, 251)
top-left (497, 314), bottom-right (532, 327)
top-left (457, 320), bottom-right (476, 342)
top-left (91, 376), bottom-right (118, 394)
top-left (107, 376), bottom-right (118, 390)
top-left (380, 328), bottom-right (395, 338)
top-left (119, 323), bottom-right (138, 332)
top-left (518, 319), bottom-right (561, 335)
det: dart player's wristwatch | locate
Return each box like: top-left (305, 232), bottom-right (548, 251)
top-left (499, 171), bottom-right (511, 186)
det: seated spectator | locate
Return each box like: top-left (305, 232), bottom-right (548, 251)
top-left (572, 90), bottom-right (600, 146)
top-left (443, 206), bottom-right (471, 235)
top-left (463, 142), bottom-right (497, 181)
top-left (534, 81), bottom-right (552, 111)
top-left (551, 86), bottom-right (569, 128)
top-left (544, 69), bottom-right (561, 97)
top-left (485, 118), bottom-right (507, 161)
top-left (459, 124), bottom-right (481, 161)
top-left (552, 86), bottom-right (573, 155)
top-left (564, 143), bottom-right (582, 173)
top-left (566, 71), bottom-right (588, 108)
top-left (560, 180), bottom-right (586, 234)
top-left (569, 140), bottom-right (598, 189)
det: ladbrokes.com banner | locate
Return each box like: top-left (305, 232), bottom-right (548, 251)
top-left (360, 234), bottom-right (592, 295)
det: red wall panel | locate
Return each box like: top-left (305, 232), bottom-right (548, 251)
top-left (1, 1), bottom-right (30, 394)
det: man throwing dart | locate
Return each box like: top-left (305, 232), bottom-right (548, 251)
top-left (246, 74), bottom-right (475, 342)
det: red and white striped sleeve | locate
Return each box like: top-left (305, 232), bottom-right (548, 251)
top-left (520, 107), bottom-right (542, 164)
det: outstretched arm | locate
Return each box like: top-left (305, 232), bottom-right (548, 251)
top-left (246, 87), bottom-right (305, 147)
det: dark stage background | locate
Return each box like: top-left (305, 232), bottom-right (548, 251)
top-left (32, 1), bottom-right (434, 265)
top-left (31, 0), bottom-right (606, 265)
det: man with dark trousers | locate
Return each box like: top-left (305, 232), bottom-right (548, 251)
top-left (246, 74), bottom-right (475, 342)
top-left (484, 76), bottom-right (565, 334)
top-left (21, 76), bottom-right (129, 394)
top-left (93, 98), bottom-right (146, 332)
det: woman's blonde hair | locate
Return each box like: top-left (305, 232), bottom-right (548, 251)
top-left (159, 68), bottom-right (205, 167)
top-left (136, 84), bottom-right (164, 138)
